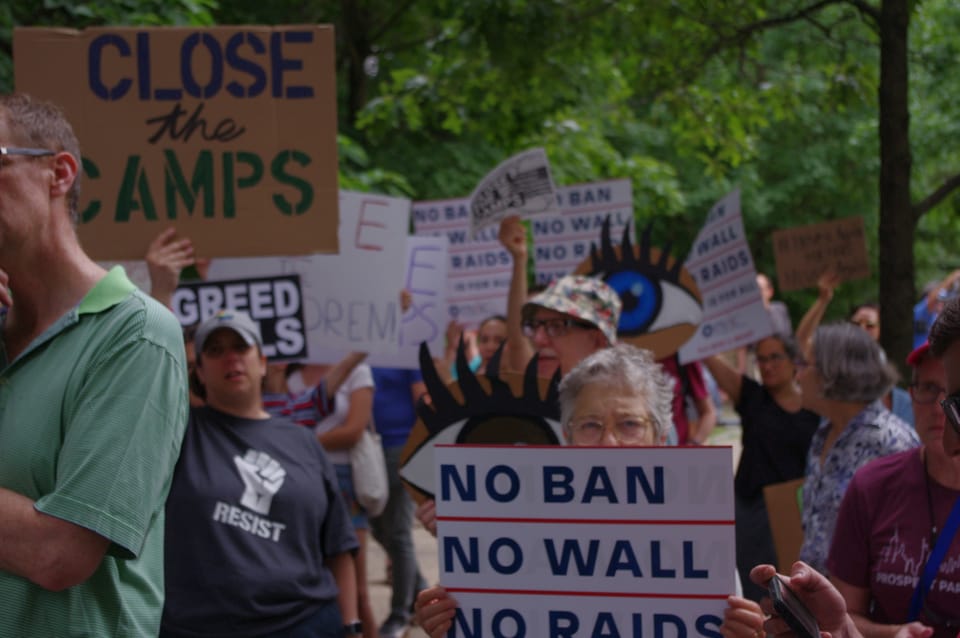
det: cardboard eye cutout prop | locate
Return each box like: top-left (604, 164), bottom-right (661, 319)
top-left (399, 341), bottom-right (563, 503)
top-left (574, 217), bottom-right (703, 360)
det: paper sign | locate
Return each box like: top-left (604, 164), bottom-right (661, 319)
top-left (14, 26), bottom-right (340, 259)
top-left (413, 197), bottom-right (510, 330)
top-left (531, 179), bottom-right (633, 286)
top-left (468, 148), bottom-right (559, 237)
top-left (435, 445), bottom-right (735, 636)
top-left (203, 191), bottom-right (409, 357)
top-left (172, 275), bottom-right (307, 360)
top-left (316, 235), bottom-right (450, 369)
top-left (772, 217), bottom-right (870, 292)
top-left (678, 190), bottom-right (773, 364)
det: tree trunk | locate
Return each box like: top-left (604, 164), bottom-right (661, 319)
top-left (877, 0), bottom-right (913, 379)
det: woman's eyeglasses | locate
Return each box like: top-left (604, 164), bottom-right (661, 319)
top-left (522, 318), bottom-right (595, 339)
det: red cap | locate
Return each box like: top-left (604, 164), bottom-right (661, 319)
top-left (906, 342), bottom-right (931, 367)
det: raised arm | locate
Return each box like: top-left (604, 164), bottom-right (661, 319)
top-left (145, 228), bottom-right (195, 309)
top-left (795, 270), bottom-right (840, 353)
top-left (499, 216), bottom-right (534, 373)
top-left (703, 355), bottom-right (745, 406)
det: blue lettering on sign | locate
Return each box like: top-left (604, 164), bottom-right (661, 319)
top-left (442, 537), bottom-right (524, 575)
top-left (441, 464), bottom-right (476, 501)
top-left (451, 250), bottom-right (510, 270)
top-left (87, 30), bottom-right (315, 101)
top-left (542, 466), bottom-right (665, 503)
top-left (413, 207), bottom-right (439, 225)
top-left (453, 608), bottom-right (526, 638)
top-left (443, 537), bottom-right (479, 573)
top-left (532, 219), bottom-right (565, 235)
top-left (557, 186), bottom-right (612, 208)
top-left (535, 244), bottom-right (568, 262)
top-left (705, 203), bottom-right (727, 225)
top-left (698, 249), bottom-right (750, 285)
top-left (544, 539), bottom-right (600, 576)
top-left (606, 539), bottom-right (643, 577)
top-left (548, 612), bottom-right (722, 638)
top-left (486, 465), bottom-right (520, 502)
top-left (489, 538), bottom-right (523, 574)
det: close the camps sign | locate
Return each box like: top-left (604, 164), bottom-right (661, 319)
top-left (14, 26), bottom-right (339, 259)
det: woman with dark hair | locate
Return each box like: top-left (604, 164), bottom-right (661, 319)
top-left (797, 323), bottom-right (919, 574)
top-left (704, 334), bottom-right (819, 601)
top-left (162, 310), bottom-right (361, 637)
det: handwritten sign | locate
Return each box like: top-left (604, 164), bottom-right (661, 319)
top-left (413, 197), bottom-right (510, 330)
top-left (679, 190), bottom-right (772, 363)
top-left (172, 274), bottom-right (307, 360)
top-left (532, 179), bottom-right (632, 286)
top-left (468, 148), bottom-right (559, 237)
top-left (14, 25), bottom-right (339, 259)
top-left (316, 235), bottom-right (450, 369)
top-left (435, 445), bottom-right (735, 637)
top-left (772, 216), bottom-right (870, 292)
top-left (204, 191), bottom-right (408, 357)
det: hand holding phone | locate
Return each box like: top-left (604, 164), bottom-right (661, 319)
top-left (769, 574), bottom-right (821, 638)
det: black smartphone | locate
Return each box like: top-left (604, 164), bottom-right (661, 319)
top-left (769, 574), bottom-right (820, 638)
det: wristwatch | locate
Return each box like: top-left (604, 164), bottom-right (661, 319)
top-left (343, 620), bottom-right (363, 635)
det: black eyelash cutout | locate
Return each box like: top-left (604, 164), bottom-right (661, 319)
top-left (589, 215), bottom-right (684, 284)
top-left (416, 340), bottom-right (561, 438)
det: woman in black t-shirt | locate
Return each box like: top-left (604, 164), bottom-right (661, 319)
top-left (704, 334), bottom-right (820, 603)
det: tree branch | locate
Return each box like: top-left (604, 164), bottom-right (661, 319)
top-left (913, 171), bottom-right (960, 220)
top-left (843, 0), bottom-right (881, 24)
top-left (370, 0), bottom-right (419, 43)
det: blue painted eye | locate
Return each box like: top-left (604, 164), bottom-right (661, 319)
top-left (606, 270), bottom-right (659, 333)
top-left (585, 218), bottom-right (703, 356)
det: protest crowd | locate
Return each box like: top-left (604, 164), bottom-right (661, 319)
top-left (4, 75), bottom-right (960, 638)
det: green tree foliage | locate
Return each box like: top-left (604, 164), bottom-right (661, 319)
top-left (3, 0), bottom-right (959, 369)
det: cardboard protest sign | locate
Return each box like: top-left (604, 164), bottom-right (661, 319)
top-left (435, 445), bottom-right (735, 636)
top-left (468, 148), bottom-right (559, 237)
top-left (14, 26), bottom-right (339, 259)
top-left (413, 197), bottom-right (511, 330)
top-left (678, 190), bottom-right (773, 363)
top-left (172, 275), bottom-right (307, 359)
top-left (772, 216), bottom-right (870, 292)
top-left (531, 179), bottom-right (633, 286)
top-left (202, 191), bottom-right (408, 358)
top-left (763, 478), bottom-right (805, 574)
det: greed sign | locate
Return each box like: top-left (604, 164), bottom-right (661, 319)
top-left (14, 25), bottom-right (340, 260)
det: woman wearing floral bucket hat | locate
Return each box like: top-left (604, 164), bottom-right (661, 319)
top-left (518, 274), bottom-right (622, 379)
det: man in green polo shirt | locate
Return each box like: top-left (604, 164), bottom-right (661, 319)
top-left (0, 94), bottom-right (189, 635)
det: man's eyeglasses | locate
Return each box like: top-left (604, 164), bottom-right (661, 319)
top-left (0, 146), bottom-right (55, 169)
top-left (522, 317), bottom-right (595, 339)
top-left (910, 381), bottom-right (947, 405)
top-left (940, 390), bottom-right (960, 437)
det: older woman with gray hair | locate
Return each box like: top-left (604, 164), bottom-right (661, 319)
top-left (797, 323), bottom-right (919, 574)
top-left (558, 343), bottom-right (674, 446)
top-left (413, 344), bottom-right (679, 637)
